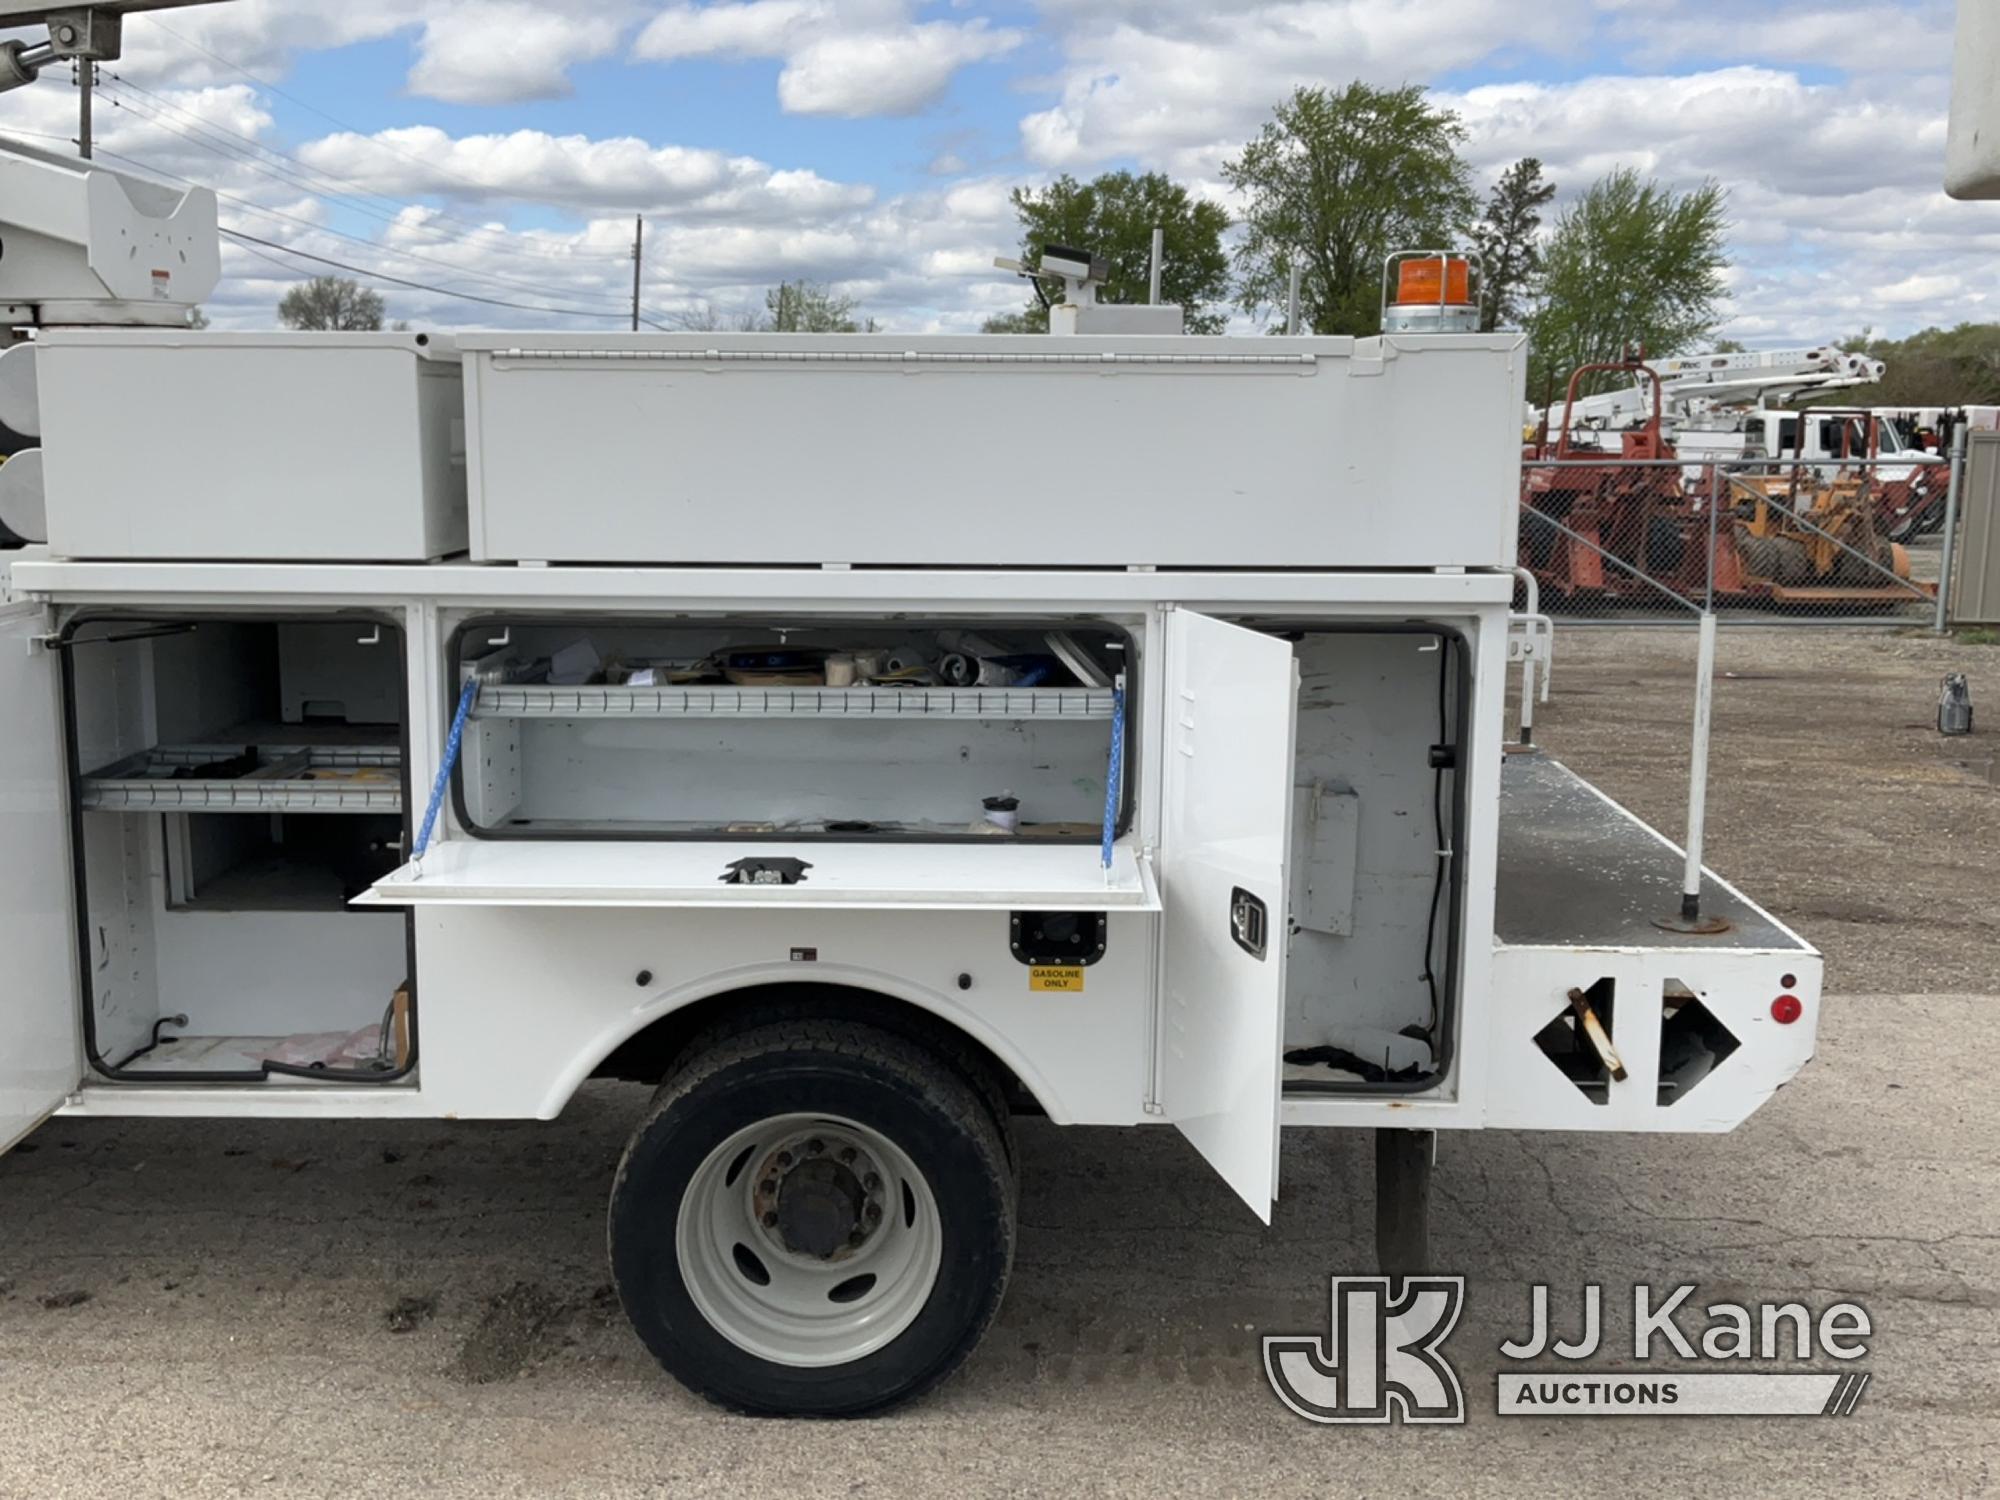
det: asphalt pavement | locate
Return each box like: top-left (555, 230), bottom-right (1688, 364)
top-left (0, 983), bottom-right (1994, 1497)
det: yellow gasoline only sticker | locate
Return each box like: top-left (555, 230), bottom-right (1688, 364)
top-left (1029, 966), bottom-right (1085, 993)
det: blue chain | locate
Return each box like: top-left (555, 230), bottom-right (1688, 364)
top-left (1100, 680), bottom-right (1125, 870)
top-left (413, 675), bottom-right (480, 867)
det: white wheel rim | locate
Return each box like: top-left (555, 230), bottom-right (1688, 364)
top-left (675, 1112), bottom-right (943, 1368)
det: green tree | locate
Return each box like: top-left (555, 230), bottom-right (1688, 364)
top-left (978, 309), bottom-right (1047, 334)
top-left (1222, 82), bottom-right (1476, 336)
top-left (763, 280), bottom-right (874, 332)
top-left (1472, 157), bottom-right (1555, 332)
top-left (1525, 168), bottom-right (1729, 397)
top-left (985, 170), bottom-right (1232, 334)
top-left (666, 300), bottom-right (765, 332)
top-left (277, 275), bottom-right (385, 331)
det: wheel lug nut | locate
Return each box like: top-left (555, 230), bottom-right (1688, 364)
top-left (838, 1146), bottom-right (857, 1164)
top-left (761, 1211), bottom-right (778, 1227)
top-left (862, 1172), bottom-right (881, 1191)
top-left (864, 1202), bottom-right (882, 1222)
top-left (808, 1138), bottom-right (825, 1155)
top-left (775, 1151), bottom-right (792, 1168)
top-left (848, 1229), bottom-right (865, 1245)
top-left (759, 1178), bottom-right (777, 1195)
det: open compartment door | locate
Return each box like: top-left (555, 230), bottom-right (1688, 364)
top-left (1160, 609), bottom-right (1297, 1221)
top-left (357, 840), bottom-right (1158, 911)
top-left (0, 605), bottom-right (80, 1153)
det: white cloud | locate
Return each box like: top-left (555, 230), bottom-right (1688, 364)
top-left (778, 22), bottom-right (1019, 115)
top-left (406, 2), bottom-right (633, 104)
top-left (1431, 65), bottom-right (2000, 342)
top-left (636, 0), bottom-right (828, 58)
top-left (1873, 271), bottom-right (1961, 303)
top-left (1607, 1), bottom-right (1953, 75)
top-left (299, 126), bottom-right (874, 218)
top-left (2, 0), bottom-right (1992, 343)
top-left (1018, 0), bottom-right (1596, 169)
top-left (1447, 67), bottom-right (1949, 194)
top-left (635, 0), bottom-right (1021, 116)
top-left (86, 2), bottom-right (636, 107)
top-left (114, 3), bottom-right (418, 87)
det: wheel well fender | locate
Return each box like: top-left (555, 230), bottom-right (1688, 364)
top-left (551, 974), bottom-right (1061, 1122)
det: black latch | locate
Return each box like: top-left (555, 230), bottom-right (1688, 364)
top-left (720, 857), bottom-right (813, 886)
top-left (1428, 743), bottom-right (1457, 770)
top-left (1230, 887), bottom-right (1268, 960)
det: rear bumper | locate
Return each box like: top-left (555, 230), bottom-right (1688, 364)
top-left (1482, 755), bottom-right (1819, 1131)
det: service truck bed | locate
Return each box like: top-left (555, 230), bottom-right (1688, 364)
top-left (1482, 755), bottom-right (1817, 1133)
top-left (1495, 753), bottom-right (1807, 952)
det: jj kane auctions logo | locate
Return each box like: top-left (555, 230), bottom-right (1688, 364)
top-left (1265, 1279), bottom-right (1872, 1423)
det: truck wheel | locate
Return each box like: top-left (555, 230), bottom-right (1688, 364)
top-left (608, 1019), bottom-right (1016, 1416)
top-left (1374, 1127), bottom-right (1435, 1289)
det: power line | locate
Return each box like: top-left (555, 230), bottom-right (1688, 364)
top-left (82, 137), bottom-right (621, 320)
top-left (86, 142), bottom-right (676, 328)
top-left (99, 88), bottom-right (639, 310)
top-left (149, 18), bottom-right (599, 215)
top-left (221, 226), bottom-right (670, 325)
top-left (100, 69), bottom-right (604, 271)
top-left (132, 20), bottom-right (694, 327)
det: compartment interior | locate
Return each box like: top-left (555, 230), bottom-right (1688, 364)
top-left (453, 618), bottom-right (1130, 840)
top-left (1280, 629), bottom-right (1462, 1092)
top-left (65, 617), bottom-right (414, 1082)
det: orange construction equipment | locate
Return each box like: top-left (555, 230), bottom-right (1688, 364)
top-left (1520, 357), bottom-right (1702, 602)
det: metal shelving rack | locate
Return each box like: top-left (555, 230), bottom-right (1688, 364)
top-left (79, 745), bottom-right (404, 814)
top-left (467, 684), bottom-right (1118, 721)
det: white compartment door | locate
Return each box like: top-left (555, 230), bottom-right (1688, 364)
top-left (0, 604), bottom-right (80, 1154)
top-left (1160, 608), bottom-right (1297, 1221)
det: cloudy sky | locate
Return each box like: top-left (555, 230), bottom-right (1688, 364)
top-left (0, 0), bottom-right (1982, 341)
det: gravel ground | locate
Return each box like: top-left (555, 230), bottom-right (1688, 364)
top-left (1, 626), bottom-right (1995, 1498)
top-left (1533, 625), bottom-right (2000, 993)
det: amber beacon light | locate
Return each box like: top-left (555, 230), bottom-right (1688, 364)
top-left (1382, 250), bottom-right (1482, 333)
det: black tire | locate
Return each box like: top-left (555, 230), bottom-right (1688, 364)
top-left (609, 1019), bottom-right (1016, 1416)
top-left (670, 989), bottom-right (1018, 1170)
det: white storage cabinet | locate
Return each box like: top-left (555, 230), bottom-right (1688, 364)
top-left (33, 331), bottom-right (466, 561)
top-left (456, 332), bottom-right (1528, 568)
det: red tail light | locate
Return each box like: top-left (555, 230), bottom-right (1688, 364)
top-left (1770, 994), bottom-right (1804, 1025)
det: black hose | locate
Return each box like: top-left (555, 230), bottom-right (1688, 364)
top-left (110, 1014), bottom-right (189, 1071)
top-left (260, 1059), bottom-right (403, 1085)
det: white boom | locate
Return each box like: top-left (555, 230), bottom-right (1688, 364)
top-left (1537, 346), bottom-right (1886, 432)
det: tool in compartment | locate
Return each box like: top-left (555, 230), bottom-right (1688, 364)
top-left (169, 745), bottom-right (259, 780)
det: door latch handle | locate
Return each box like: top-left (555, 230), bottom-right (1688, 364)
top-left (1230, 887), bottom-right (1268, 960)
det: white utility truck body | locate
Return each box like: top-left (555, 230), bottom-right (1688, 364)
top-left (0, 146), bottom-right (1821, 1417)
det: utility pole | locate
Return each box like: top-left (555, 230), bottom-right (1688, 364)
top-left (629, 215), bottom-right (643, 331)
top-left (77, 58), bottom-right (92, 159)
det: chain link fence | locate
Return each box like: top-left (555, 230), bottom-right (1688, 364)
top-left (1517, 446), bottom-right (1964, 629)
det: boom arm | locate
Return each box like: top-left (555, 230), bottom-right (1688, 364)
top-left (1536, 346), bottom-right (1886, 432)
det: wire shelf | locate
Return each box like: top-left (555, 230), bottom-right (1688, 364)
top-left (81, 744), bottom-right (403, 814)
top-left (468, 684), bottom-right (1118, 721)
